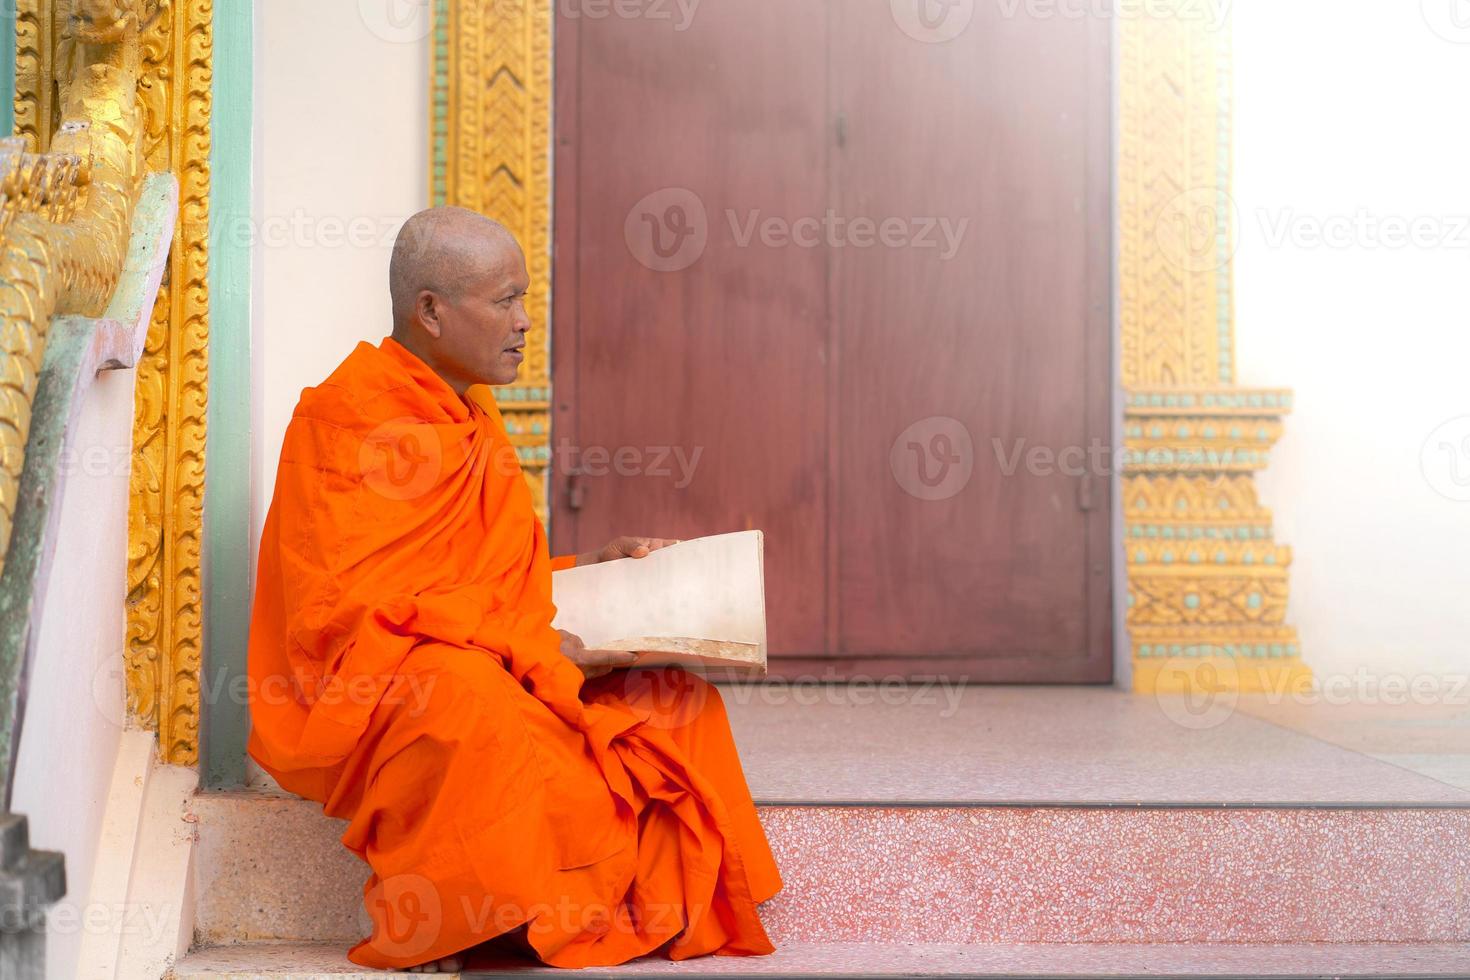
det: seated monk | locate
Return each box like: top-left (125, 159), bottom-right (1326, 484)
top-left (246, 206), bottom-right (782, 972)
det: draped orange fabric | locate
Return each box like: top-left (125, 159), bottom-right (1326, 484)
top-left (246, 337), bottom-right (781, 969)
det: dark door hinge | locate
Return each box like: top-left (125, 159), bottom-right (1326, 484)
top-left (567, 470), bottom-right (586, 512)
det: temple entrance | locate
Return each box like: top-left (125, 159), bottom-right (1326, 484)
top-left (551, 0), bottom-right (1112, 681)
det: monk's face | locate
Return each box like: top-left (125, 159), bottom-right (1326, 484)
top-left (422, 242), bottom-right (532, 389)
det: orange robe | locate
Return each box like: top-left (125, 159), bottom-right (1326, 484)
top-left (246, 336), bottom-right (781, 969)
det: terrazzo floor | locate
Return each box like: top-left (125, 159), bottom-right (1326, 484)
top-left (172, 940), bottom-right (1470, 978)
top-left (717, 684), bottom-right (1470, 805)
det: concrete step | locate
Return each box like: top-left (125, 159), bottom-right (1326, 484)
top-left (191, 792), bottom-right (1470, 947)
top-left (170, 939), bottom-right (1470, 978)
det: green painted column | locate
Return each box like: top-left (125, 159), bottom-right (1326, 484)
top-left (201, 0), bottom-right (253, 790)
top-left (2, 0), bottom-right (15, 134)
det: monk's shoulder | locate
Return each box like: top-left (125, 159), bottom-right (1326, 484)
top-left (278, 344), bottom-right (406, 476)
top-left (293, 341), bottom-right (421, 429)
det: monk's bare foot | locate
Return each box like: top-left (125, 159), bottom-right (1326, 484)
top-left (406, 954), bottom-right (463, 973)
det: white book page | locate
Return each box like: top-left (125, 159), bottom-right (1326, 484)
top-left (550, 531), bottom-right (767, 657)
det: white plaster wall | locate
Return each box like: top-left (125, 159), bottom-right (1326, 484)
top-left (11, 368), bottom-right (135, 980)
top-left (1234, 3), bottom-right (1470, 684)
top-left (254, 0), bottom-right (430, 535)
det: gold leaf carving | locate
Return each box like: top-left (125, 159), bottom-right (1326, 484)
top-left (436, 0), bottom-right (553, 518)
top-left (124, 0), bottom-right (212, 765)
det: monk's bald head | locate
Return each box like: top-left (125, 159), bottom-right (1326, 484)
top-left (390, 207), bottom-right (519, 329)
top-left (388, 207), bottom-right (533, 392)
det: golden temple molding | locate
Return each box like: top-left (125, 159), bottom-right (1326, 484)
top-left (432, 0), bottom-right (553, 518)
top-left (127, 0), bottom-right (211, 765)
top-left (13, 0), bottom-right (213, 764)
top-left (4, 0), bottom-right (148, 574)
top-left (1118, 5), bottom-right (1309, 694)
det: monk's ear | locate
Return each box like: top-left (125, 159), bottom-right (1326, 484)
top-left (416, 290), bottom-right (444, 339)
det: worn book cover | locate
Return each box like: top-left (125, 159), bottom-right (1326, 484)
top-left (551, 530), bottom-right (768, 677)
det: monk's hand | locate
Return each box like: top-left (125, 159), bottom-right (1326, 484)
top-left (558, 629), bottom-right (638, 680)
top-left (579, 536), bottom-right (679, 566)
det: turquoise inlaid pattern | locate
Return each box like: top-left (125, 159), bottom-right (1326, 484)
top-left (430, 0), bottom-right (450, 207)
top-left (495, 385), bottom-right (551, 403)
top-left (1125, 390), bottom-right (1292, 412)
top-left (1120, 448), bottom-right (1265, 468)
top-left (1127, 525), bottom-right (1273, 540)
top-left (1136, 643), bottom-right (1298, 659)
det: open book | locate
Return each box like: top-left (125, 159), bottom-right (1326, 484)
top-left (550, 530), bottom-right (768, 677)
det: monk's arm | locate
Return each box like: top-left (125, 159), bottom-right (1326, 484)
top-left (551, 536), bottom-right (679, 571)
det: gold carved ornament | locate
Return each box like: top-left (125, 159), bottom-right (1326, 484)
top-left (1118, 4), bottom-right (1308, 694)
top-left (433, 0), bottom-right (553, 519)
top-left (3, 0), bottom-right (150, 574)
top-left (12, 0), bottom-right (211, 763)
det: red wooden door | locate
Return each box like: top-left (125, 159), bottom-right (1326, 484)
top-left (552, 2), bottom-right (1112, 681)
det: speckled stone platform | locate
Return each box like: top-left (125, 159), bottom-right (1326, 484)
top-left (192, 795), bottom-right (1470, 947)
top-left (195, 686), bottom-right (1470, 975)
top-left (719, 685), bottom-right (1470, 804)
top-left (170, 940), bottom-right (1470, 978)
